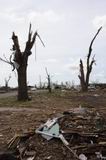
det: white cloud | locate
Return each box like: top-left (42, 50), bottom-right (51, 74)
top-left (0, 7), bottom-right (24, 23)
top-left (54, 72), bottom-right (62, 76)
top-left (69, 65), bottom-right (79, 70)
top-left (28, 10), bottom-right (64, 24)
top-left (64, 63), bottom-right (78, 70)
top-left (64, 58), bottom-right (80, 72)
top-left (93, 15), bottom-right (106, 29)
top-left (0, 7), bottom-right (64, 26)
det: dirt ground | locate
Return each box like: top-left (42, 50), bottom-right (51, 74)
top-left (0, 89), bottom-right (106, 159)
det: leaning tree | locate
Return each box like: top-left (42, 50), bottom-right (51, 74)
top-left (78, 27), bottom-right (102, 92)
top-left (0, 24), bottom-right (44, 100)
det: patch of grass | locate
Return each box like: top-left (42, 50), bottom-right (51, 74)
top-left (0, 96), bottom-right (35, 108)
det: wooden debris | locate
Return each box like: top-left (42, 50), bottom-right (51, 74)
top-left (2, 109), bottom-right (106, 159)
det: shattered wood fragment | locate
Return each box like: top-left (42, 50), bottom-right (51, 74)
top-left (8, 132), bottom-right (35, 149)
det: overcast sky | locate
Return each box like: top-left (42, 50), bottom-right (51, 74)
top-left (0, 0), bottom-right (106, 87)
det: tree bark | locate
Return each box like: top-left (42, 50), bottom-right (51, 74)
top-left (17, 65), bottom-right (28, 101)
top-left (48, 75), bottom-right (52, 93)
top-left (78, 59), bottom-right (88, 92)
top-left (45, 68), bottom-right (52, 93)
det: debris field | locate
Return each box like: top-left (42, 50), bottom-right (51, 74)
top-left (0, 91), bottom-right (106, 160)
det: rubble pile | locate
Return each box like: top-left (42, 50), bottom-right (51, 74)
top-left (59, 107), bottom-right (106, 159)
top-left (0, 107), bottom-right (106, 160)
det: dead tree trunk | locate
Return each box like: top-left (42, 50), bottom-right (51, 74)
top-left (45, 68), bottom-right (52, 93)
top-left (17, 65), bottom-right (28, 100)
top-left (0, 24), bottom-right (44, 101)
top-left (78, 27), bottom-right (102, 92)
top-left (11, 24), bottom-right (38, 100)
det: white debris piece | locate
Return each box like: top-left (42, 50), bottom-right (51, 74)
top-left (95, 152), bottom-right (106, 159)
top-left (42, 122), bottom-right (60, 140)
top-left (79, 154), bottom-right (87, 160)
top-left (27, 156), bottom-right (35, 160)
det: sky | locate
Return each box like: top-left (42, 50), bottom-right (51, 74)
top-left (0, 0), bottom-right (106, 87)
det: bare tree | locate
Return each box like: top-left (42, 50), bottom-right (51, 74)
top-left (45, 67), bottom-right (52, 93)
top-left (0, 24), bottom-right (44, 100)
top-left (78, 27), bottom-right (102, 92)
top-left (5, 75), bottom-right (11, 91)
top-left (39, 75), bottom-right (42, 89)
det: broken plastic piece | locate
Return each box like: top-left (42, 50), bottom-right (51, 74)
top-left (42, 122), bottom-right (60, 140)
top-left (36, 118), bottom-right (60, 140)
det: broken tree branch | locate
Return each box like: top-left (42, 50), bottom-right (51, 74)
top-left (37, 32), bottom-right (45, 47)
top-left (24, 24), bottom-right (37, 54)
top-left (12, 32), bottom-right (21, 53)
top-left (88, 26), bottom-right (102, 59)
top-left (0, 57), bottom-right (11, 65)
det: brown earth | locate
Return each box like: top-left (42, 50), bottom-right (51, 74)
top-left (0, 90), bottom-right (106, 159)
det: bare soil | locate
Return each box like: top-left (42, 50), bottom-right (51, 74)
top-left (0, 90), bottom-right (106, 159)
